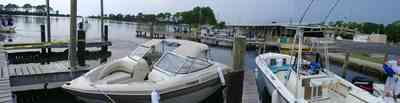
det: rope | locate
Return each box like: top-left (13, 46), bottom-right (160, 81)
top-left (298, 0), bottom-right (316, 24)
top-left (322, 0), bottom-right (341, 25)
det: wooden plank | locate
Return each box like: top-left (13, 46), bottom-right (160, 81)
top-left (16, 66), bottom-right (23, 76)
top-left (34, 64), bottom-right (43, 74)
top-left (242, 68), bottom-right (260, 103)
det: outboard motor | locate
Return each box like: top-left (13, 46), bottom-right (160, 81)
top-left (351, 76), bottom-right (374, 93)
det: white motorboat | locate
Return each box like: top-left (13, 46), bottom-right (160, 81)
top-left (255, 29), bottom-right (385, 103)
top-left (0, 25), bottom-right (16, 33)
top-left (62, 39), bottom-right (233, 103)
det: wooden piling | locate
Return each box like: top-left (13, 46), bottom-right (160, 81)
top-left (342, 51), bottom-right (350, 78)
top-left (77, 30), bottom-right (86, 66)
top-left (150, 23), bottom-right (154, 38)
top-left (40, 25), bottom-right (46, 54)
top-left (101, 25), bottom-right (108, 51)
top-left (69, 0), bottom-right (78, 70)
top-left (100, 0), bottom-right (104, 43)
top-left (225, 35), bottom-right (247, 103)
top-left (46, 0), bottom-right (52, 53)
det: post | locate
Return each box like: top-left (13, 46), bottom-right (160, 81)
top-left (342, 51), bottom-right (350, 78)
top-left (100, 0), bottom-right (104, 42)
top-left (150, 23), bottom-right (154, 38)
top-left (69, 0), bottom-right (78, 70)
top-left (40, 25), bottom-right (46, 53)
top-left (46, 0), bottom-right (52, 53)
top-left (225, 35), bottom-right (247, 103)
top-left (77, 30), bottom-right (86, 66)
top-left (101, 25), bottom-right (109, 51)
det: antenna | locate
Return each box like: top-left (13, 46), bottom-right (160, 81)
top-left (322, 0), bottom-right (341, 25)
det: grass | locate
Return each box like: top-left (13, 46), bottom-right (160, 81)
top-left (351, 52), bottom-right (385, 64)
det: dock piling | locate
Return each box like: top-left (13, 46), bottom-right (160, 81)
top-left (101, 25), bottom-right (108, 51)
top-left (342, 51), bottom-right (350, 78)
top-left (77, 30), bottom-right (86, 66)
top-left (46, 0), bottom-right (52, 53)
top-left (40, 25), bottom-right (46, 54)
top-left (69, 0), bottom-right (78, 70)
top-left (225, 35), bottom-right (247, 103)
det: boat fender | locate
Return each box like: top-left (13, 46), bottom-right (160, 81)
top-left (271, 90), bottom-right (280, 103)
top-left (217, 66), bottom-right (226, 87)
top-left (151, 89), bottom-right (160, 103)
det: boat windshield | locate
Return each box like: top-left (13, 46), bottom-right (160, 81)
top-left (155, 52), bottom-right (212, 74)
top-left (129, 46), bottom-right (151, 58)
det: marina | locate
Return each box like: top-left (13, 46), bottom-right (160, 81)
top-left (0, 0), bottom-right (399, 103)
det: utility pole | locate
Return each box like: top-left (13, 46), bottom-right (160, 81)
top-left (46, 0), bottom-right (52, 53)
top-left (69, 0), bottom-right (78, 70)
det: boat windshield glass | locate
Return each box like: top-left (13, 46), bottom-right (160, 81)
top-left (129, 46), bottom-right (151, 58)
top-left (155, 52), bottom-right (211, 74)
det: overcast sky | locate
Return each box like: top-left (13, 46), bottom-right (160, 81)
top-left (1, 0), bottom-right (399, 25)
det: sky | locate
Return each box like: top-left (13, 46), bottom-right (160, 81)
top-left (1, 0), bottom-right (399, 25)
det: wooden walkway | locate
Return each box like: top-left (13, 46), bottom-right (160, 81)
top-left (0, 49), bottom-right (13, 103)
top-left (0, 49), bottom-right (91, 93)
top-left (1, 41), bottom-right (111, 50)
top-left (242, 68), bottom-right (260, 103)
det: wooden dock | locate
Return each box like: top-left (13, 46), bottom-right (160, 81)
top-left (1, 41), bottom-right (111, 50)
top-left (0, 50), bottom-right (13, 103)
top-left (0, 49), bottom-right (94, 102)
top-left (242, 68), bottom-right (260, 103)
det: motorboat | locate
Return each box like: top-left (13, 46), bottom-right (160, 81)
top-left (0, 25), bottom-right (16, 33)
top-left (254, 29), bottom-right (385, 103)
top-left (62, 39), bottom-right (233, 103)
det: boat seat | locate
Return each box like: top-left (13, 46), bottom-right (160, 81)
top-left (97, 57), bottom-right (151, 83)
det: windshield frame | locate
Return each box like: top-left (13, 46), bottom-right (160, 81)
top-left (153, 51), bottom-right (213, 75)
top-left (128, 45), bottom-right (151, 59)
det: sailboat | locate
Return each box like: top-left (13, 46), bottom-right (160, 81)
top-left (255, 28), bottom-right (385, 103)
top-left (62, 39), bottom-right (233, 103)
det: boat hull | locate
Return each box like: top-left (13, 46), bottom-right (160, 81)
top-left (64, 79), bottom-right (222, 103)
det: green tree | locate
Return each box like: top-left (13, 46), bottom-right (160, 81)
top-left (22, 4), bottom-right (33, 13)
top-left (5, 3), bottom-right (19, 12)
top-left (385, 21), bottom-right (400, 42)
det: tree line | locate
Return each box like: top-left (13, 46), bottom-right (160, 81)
top-left (89, 6), bottom-right (226, 29)
top-left (0, 3), bottom-right (67, 16)
top-left (329, 21), bottom-right (400, 43)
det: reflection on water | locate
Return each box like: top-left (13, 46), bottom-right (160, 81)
top-left (0, 16), bottom-right (381, 103)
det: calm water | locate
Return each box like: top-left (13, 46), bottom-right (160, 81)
top-left (0, 16), bottom-right (380, 103)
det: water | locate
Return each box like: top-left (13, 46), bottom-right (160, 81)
top-left (0, 16), bottom-right (381, 103)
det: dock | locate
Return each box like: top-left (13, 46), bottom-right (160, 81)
top-left (242, 68), bottom-right (260, 103)
top-left (1, 41), bottom-right (111, 50)
top-left (0, 49), bottom-right (96, 102)
top-left (0, 50), bottom-right (13, 103)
